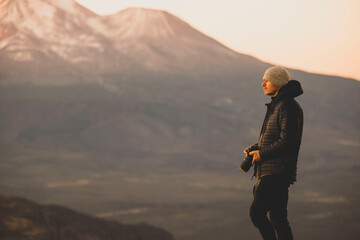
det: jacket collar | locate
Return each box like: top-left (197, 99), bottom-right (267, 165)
top-left (265, 80), bottom-right (303, 109)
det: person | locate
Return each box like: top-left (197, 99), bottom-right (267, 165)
top-left (243, 66), bottom-right (303, 240)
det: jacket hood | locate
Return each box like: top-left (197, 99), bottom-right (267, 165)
top-left (277, 80), bottom-right (303, 99)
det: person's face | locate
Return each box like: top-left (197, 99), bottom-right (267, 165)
top-left (262, 79), bottom-right (280, 97)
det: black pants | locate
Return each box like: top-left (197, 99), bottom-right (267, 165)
top-left (250, 174), bottom-right (293, 240)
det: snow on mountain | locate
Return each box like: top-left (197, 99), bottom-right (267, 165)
top-left (0, 0), bottom-right (104, 63)
top-left (0, 0), bottom-right (261, 83)
top-left (95, 7), bottom-right (246, 72)
top-left (99, 7), bottom-right (193, 40)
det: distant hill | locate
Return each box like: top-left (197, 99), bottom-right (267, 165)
top-left (0, 195), bottom-right (174, 240)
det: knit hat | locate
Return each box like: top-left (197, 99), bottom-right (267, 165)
top-left (263, 66), bottom-right (290, 88)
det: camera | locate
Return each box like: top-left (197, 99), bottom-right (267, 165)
top-left (240, 148), bottom-right (254, 173)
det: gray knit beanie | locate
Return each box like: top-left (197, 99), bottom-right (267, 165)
top-left (263, 66), bottom-right (290, 88)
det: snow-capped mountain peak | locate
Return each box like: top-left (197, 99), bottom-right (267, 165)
top-left (0, 0), bottom-right (248, 82)
top-left (102, 7), bottom-right (178, 39)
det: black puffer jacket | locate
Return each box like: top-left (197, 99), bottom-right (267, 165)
top-left (253, 80), bottom-right (304, 184)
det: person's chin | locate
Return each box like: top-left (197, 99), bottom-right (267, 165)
top-left (264, 90), bottom-right (275, 96)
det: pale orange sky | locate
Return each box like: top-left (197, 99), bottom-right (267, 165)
top-left (76, 0), bottom-right (360, 80)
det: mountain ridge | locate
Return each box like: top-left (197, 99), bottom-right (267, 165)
top-left (0, 0), bottom-right (267, 85)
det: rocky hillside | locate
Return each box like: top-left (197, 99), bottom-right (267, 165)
top-left (0, 195), bottom-right (174, 240)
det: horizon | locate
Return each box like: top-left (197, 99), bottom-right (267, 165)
top-left (76, 0), bottom-right (360, 81)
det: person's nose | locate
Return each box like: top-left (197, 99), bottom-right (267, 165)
top-left (261, 81), bottom-right (266, 87)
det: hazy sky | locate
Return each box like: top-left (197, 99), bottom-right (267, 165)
top-left (76, 0), bottom-right (360, 80)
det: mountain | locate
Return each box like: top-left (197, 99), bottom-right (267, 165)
top-left (0, 0), bottom-right (262, 84)
top-left (0, 195), bottom-right (174, 240)
top-left (0, 1), bottom-right (360, 240)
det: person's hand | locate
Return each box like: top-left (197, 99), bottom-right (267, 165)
top-left (243, 146), bottom-right (252, 155)
top-left (249, 150), bottom-right (261, 165)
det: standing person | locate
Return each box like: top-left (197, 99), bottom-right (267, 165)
top-left (244, 66), bottom-right (303, 240)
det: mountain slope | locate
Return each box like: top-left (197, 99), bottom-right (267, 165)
top-left (96, 7), bottom-right (258, 72)
top-left (0, 0), bottom-right (100, 62)
top-left (0, 0), bottom-right (136, 83)
top-left (0, 195), bottom-right (174, 240)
